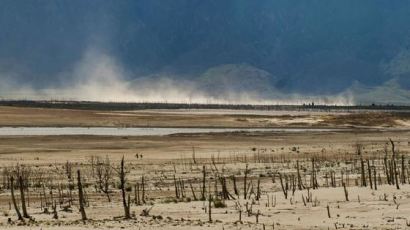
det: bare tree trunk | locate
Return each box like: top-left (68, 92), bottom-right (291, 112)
top-left (18, 176), bottom-right (29, 218)
top-left (360, 157), bottom-right (366, 187)
top-left (342, 182), bottom-right (349, 201)
top-left (311, 158), bottom-right (318, 189)
top-left (119, 157), bottom-right (131, 219)
top-left (141, 176), bottom-right (146, 203)
top-left (192, 147), bottom-right (197, 164)
top-left (401, 155), bottom-right (406, 184)
top-left (389, 161), bottom-right (394, 185)
top-left (201, 165), bottom-right (206, 200)
top-left (373, 167), bottom-right (377, 190)
top-left (256, 177), bottom-right (261, 201)
top-left (278, 173), bottom-right (288, 199)
top-left (10, 177), bottom-right (23, 221)
top-left (326, 204), bottom-right (331, 218)
top-left (231, 175), bottom-right (239, 196)
top-left (77, 170), bottom-right (87, 222)
top-left (390, 139), bottom-right (400, 190)
top-left (174, 175), bottom-right (179, 199)
top-left (393, 160), bottom-right (400, 189)
top-left (134, 183), bottom-right (140, 205)
top-left (189, 181), bottom-right (197, 200)
top-left (208, 194), bottom-right (212, 222)
top-left (244, 164), bottom-right (248, 199)
top-left (52, 200), bottom-right (58, 219)
top-left (296, 160), bottom-right (304, 190)
top-left (367, 160), bottom-right (373, 189)
top-left (401, 154), bottom-right (406, 184)
top-left (179, 179), bottom-right (186, 198)
top-left (384, 156), bottom-right (391, 185)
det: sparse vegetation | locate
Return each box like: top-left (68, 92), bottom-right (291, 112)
top-left (0, 107), bottom-right (409, 229)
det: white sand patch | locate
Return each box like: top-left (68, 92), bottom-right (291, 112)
top-left (395, 119), bottom-right (410, 128)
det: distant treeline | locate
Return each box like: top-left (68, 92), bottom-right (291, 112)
top-left (0, 100), bottom-right (409, 112)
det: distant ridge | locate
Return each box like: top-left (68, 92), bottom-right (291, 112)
top-left (1, 100), bottom-right (409, 112)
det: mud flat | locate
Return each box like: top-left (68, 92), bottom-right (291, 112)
top-left (0, 106), bottom-right (409, 129)
top-left (0, 106), bottom-right (409, 229)
top-left (0, 127), bottom-right (350, 136)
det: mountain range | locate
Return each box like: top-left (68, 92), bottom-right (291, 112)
top-left (0, 1), bottom-right (409, 104)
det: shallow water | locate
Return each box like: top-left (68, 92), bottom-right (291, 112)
top-left (0, 127), bottom-right (346, 136)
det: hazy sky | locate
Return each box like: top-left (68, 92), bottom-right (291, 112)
top-left (0, 1), bottom-right (409, 104)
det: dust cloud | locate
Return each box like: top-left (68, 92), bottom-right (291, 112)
top-left (0, 48), bottom-right (354, 106)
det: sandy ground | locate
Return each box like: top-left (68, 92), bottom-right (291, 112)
top-left (0, 131), bottom-right (409, 229)
top-left (0, 130), bottom-right (409, 164)
top-left (0, 106), bottom-right (409, 128)
top-left (1, 185), bottom-right (410, 230)
top-left (0, 107), bottom-right (409, 229)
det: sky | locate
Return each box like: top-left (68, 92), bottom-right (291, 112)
top-left (0, 1), bottom-right (409, 105)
